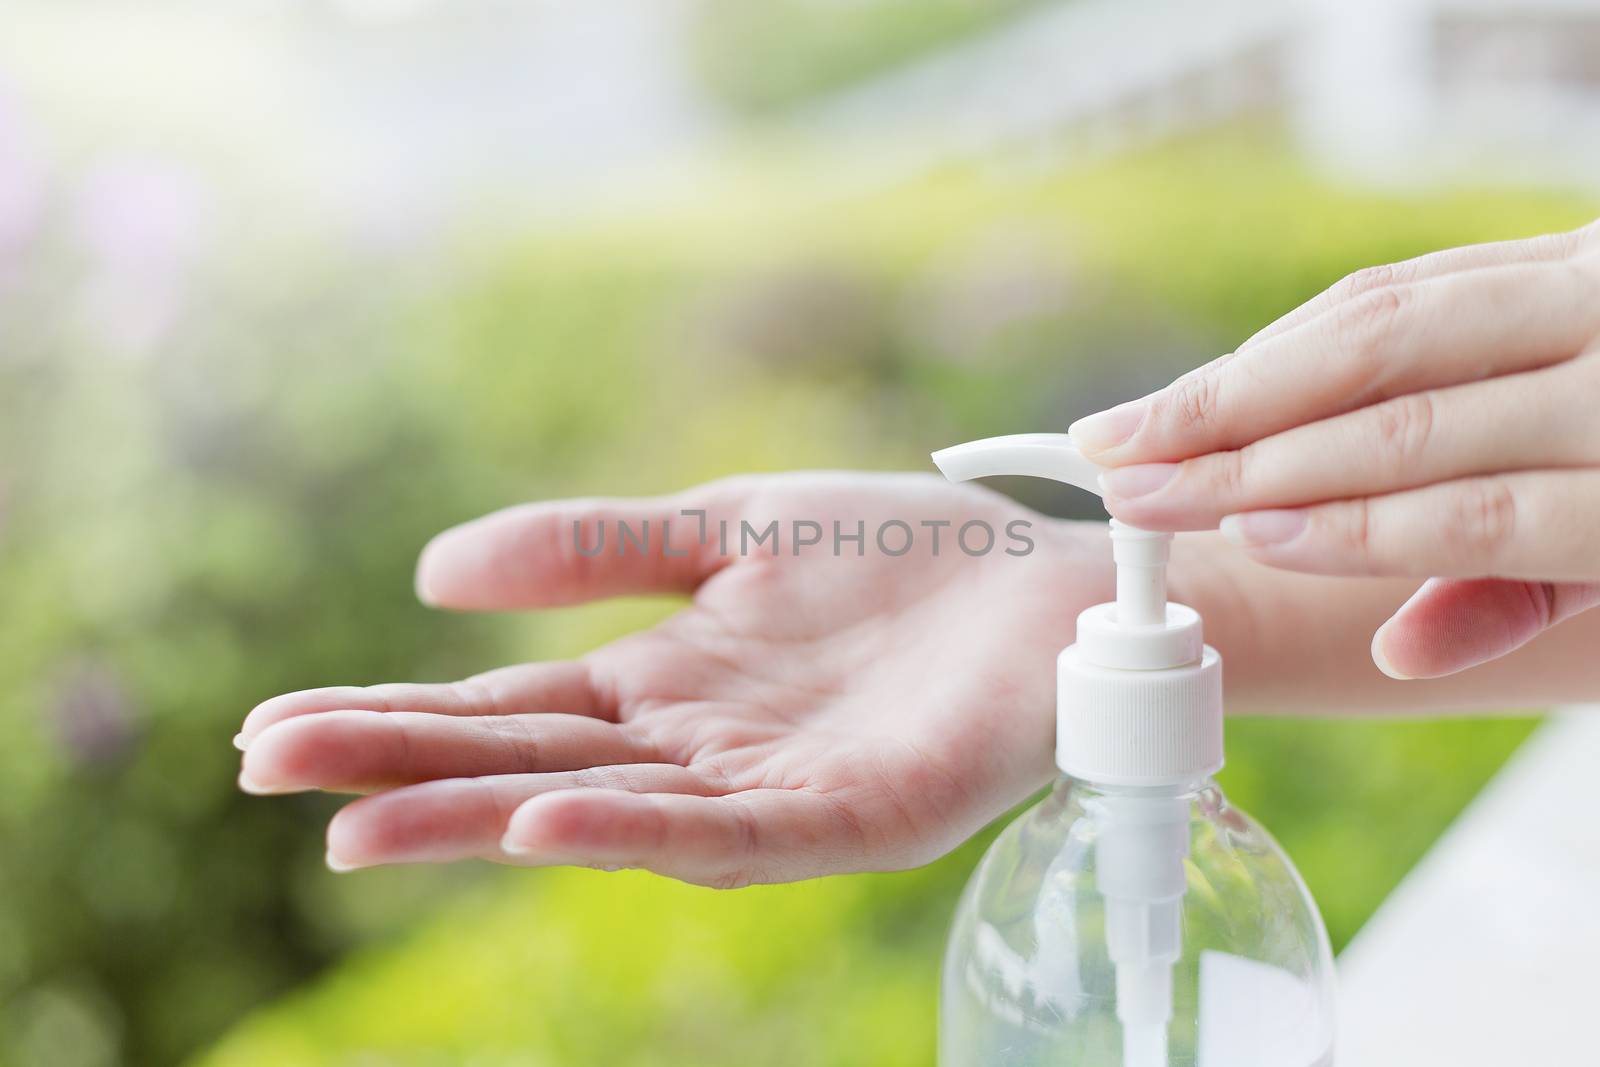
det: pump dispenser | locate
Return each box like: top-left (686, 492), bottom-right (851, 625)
top-left (933, 433), bottom-right (1336, 1067)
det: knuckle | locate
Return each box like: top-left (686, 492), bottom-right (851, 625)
top-left (577, 657), bottom-right (621, 723)
top-left (614, 717), bottom-right (666, 764)
top-left (482, 715), bottom-right (542, 770)
top-left (1349, 498), bottom-right (1377, 558)
top-left (1327, 287), bottom-right (1411, 399)
top-left (353, 684), bottom-right (399, 713)
top-left (1324, 499), bottom-right (1377, 565)
top-left (1534, 226), bottom-right (1587, 259)
top-left (704, 867), bottom-right (758, 891)
top-left (1572, 217), bottom-right (1600, 252)
top-left (1163, 372), bottom-right (1225, 436)
top-left (688, 758), bottom-right (740, 797)
top-left (1372, 393), bottom-right (1436, 467)
top-left (470, 776), bottom-right (524, 827)
top-left (1335, 262), bottom-right (1403, 302)
top-left (1525, 581), bottom-right (1559, 630)
top-left (1487, 226), bottom-right (1588, 263)
top-left (818, 790), bottom-right (871, 853)
top-left (1445, 481), bottom-right (1518, 563)
top-left (568, 765), bottom-right (619, 791)
top-left (450, 677), bottom-right (504, 717)
top-left (726, 796), bottom-right (761, 858)
top-left (1210, 448), bottom-right (1251, 501)
top-left (1546, 256), bottom-right (1600, 348)
top-left (693, 800), bottom-right (764, 890)
top-left (1339, 286), bottom-right (1409, 351)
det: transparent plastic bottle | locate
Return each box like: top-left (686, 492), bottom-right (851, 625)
top-left (931, 432), bottom-right (1338, 1067)
top-left (940, 776), bottom-right (1336, 1067)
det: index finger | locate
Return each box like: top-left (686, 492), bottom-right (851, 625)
top-left (1070, 258), bottom-right (1600, 464)
top-left (1237, 224), bottom-right (1591, 352)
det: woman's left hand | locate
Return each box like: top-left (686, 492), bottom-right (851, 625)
top-left (1071, 218), bottom-right (1600, 681)
top-left (234, 474), bottom-right (1111, 883)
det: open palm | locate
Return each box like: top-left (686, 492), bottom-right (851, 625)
top-left (236, 473), bottom-right (1111, 887)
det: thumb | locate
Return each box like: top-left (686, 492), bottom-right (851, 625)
top-left (1372, 577), bottom-right (1600, 680)
top-left (415, 481), bottom-right (751, 611)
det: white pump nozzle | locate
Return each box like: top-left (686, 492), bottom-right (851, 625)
top-left (935, 430), bottom-right (1227, 1067)
top-left (932, 432), bottom-right (1103, 496)
top-left (930, 431), bottom-right (1221, 783)
top-left (933, 433), bottom-right (1176, 632)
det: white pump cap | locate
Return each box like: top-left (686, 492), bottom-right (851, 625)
top-left (932, 433), bottom-right (1222, 787)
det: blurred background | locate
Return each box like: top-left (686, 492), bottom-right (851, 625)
top-left (1, 1), bottom-right (1597, 1064)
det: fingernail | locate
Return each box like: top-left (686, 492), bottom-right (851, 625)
top-left (1069, 399), bottom-right (1148, 455)
top-left (500, 836), bottom-right (537, 858)
top-left (237, 770), bottom-right (295, 796)
top-left (1219, 509), bottom-right (1308, 547)
top-left (232, 733), bottom-right (250, 752)
top-left (499, 825), bottom-right (566, 860)
top-left (414, 561), bottom-right (439, 608)
top-left (501, 796), bottom-right (547, 858)
top-left (499, 835), bottom-right (583, 864)
top-left (325, 851), bottom-right (362, 873)
top-left (1098, 463), bottom-right (1180, 500)
top-left (1370, 626), bottom-right (1412, 681)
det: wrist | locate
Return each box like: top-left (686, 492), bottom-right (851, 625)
top-left (1164, 531), bottom-right (1277, 711)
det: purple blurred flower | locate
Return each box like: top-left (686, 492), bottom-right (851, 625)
top-left (0, 86), bottom-right (45, 278)
top-left (51, 659), bottom-right (140, 769)
top-left (74, 158), bottom-right (212, 357)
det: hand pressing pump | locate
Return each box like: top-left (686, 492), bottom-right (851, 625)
top-left (933, 434), bottom-right (1336, 1067)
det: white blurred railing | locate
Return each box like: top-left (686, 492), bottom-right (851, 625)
top-left (1337, 707), bottom-right (1600, 1064)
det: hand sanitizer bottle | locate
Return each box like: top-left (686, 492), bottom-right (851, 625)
top-left (933, 433), bottom-right (1336, 1067)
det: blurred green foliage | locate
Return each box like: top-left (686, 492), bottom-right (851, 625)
top-left (1, 127), bottom-right (1591, 1067)
top-left (691, 0), bottom-right (1043, 114)
top-left (184, 133), bottom-right (1586, 1066)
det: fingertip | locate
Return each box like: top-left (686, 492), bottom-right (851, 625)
top-left (500, 789), bottom-right (583, 855)
top-left (238, 685), bottom-right (359, 746)
top-left (1374, 577), bottom-right (1549, 680)
top-left (325, 797), bottom-right (384, 871)
top-left (238, 768), bottom-right (300, 796)
top-left (1370, 622), bottom-right (1413, 681)
top-left (412, 508), bottom-right (550, 612)
top-left (240, 710), bottom-right (375, 793)
top-left (414, 546), bottom-right (440, 608)
top-left (325, 850), bottom-right (362, 873)
top-left (237, 695), bottom-right (286, 745)
top-left (323, 783), bottom-right (492, 870)
top-left (1068, 398), bottom-right (1149, 459)
top-left (241, 716), bottom-right (305, 784)
top-left (501, 789), bottom-right (651, 860)
top-left (414, 524), bottom-right (472, 609)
